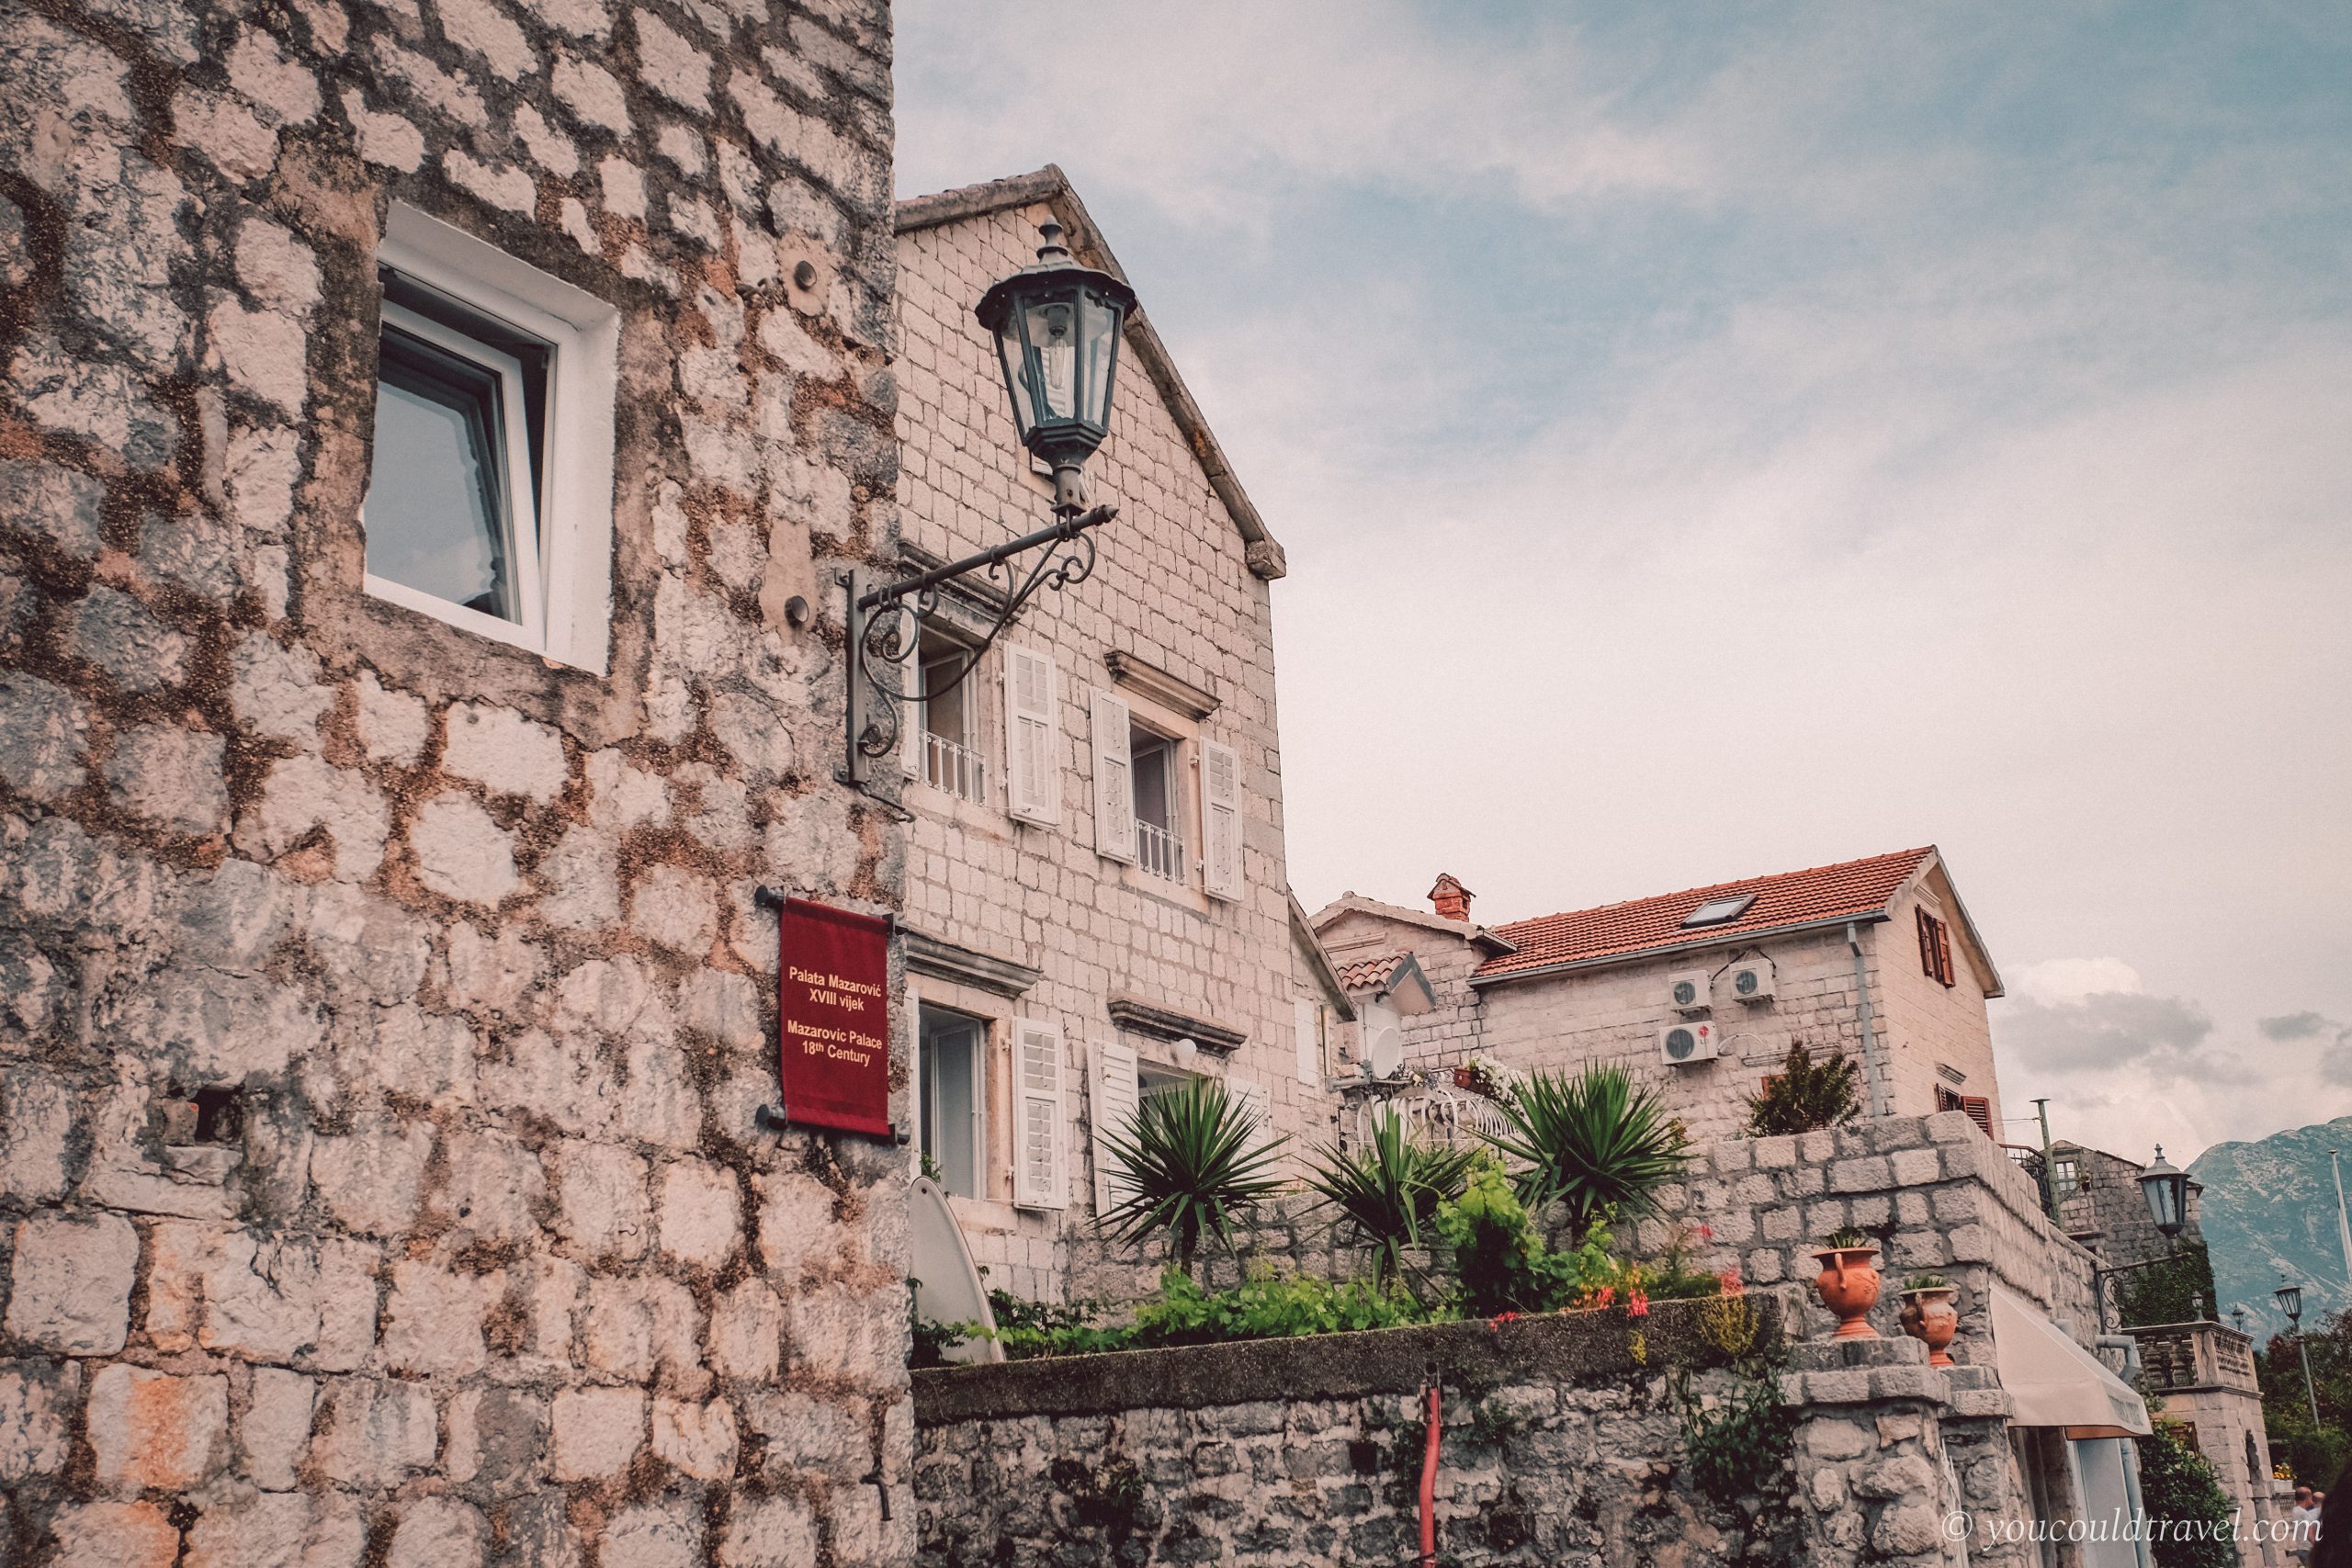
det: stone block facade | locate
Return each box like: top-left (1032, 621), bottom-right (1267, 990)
top-left (891, 171), bottom-right (1318, 1302)
top-left (0, 0), bottom-right (909, 1561)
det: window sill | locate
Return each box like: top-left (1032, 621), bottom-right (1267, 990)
top-left (909, 777), bottom-right (1014, 840)
top-left (947, 1194), bottom-right (1023, 1234)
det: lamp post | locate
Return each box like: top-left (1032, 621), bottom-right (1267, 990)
top-left (2277, 1278), bottom-right (2323, 1428)
top-left (840, 220), bottom-right (1139, 785)
top-left (2088, 1147), bottom-right (2193, 1332)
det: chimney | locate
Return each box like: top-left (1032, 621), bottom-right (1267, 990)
top-left (1428, 874), bottom-right (1473, 922)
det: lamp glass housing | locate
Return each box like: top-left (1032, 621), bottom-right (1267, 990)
top-left (2137, 1148), bottom-right (2187, 1236)
top-left (976, 225), bottom-right (1136, 477)
top-left (2276, 1281), bottom-right (2303, 1322)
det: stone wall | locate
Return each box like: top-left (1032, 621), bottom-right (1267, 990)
top-left (912, 1295), bottom-right (1795, 1567)
top-left (0, 0), bottom-right (907, 1562)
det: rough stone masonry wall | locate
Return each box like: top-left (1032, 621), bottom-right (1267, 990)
top-left (0, 0), bottom-right (907, 1564)
top-left (912, 1296), bottom-right (1792, 1568)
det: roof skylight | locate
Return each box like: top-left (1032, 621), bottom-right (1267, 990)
top-left (1681, 894), bottom-right (1757, 928)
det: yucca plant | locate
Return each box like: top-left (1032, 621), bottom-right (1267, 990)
top-left (1100, 1077), bottom-right (1288, 1279)
top-left (1303, 1111), bottom-right (1477, 1292)
top-left (1744, 1044), bottom-right (1860, 1135)
top-left (1485, 1065), bottom-right (1690, 1241)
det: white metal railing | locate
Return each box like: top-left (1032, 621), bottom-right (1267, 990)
top-left (1343, 1081), bottom-right (1512, 1154)
top-left (1136, 819), bottom-right (1184, 883)
top-left (922, 732), bottom-right (987, 804)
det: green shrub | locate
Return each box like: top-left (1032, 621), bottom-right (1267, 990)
top-left (1435, 1157), bottom-right (1579, 1316)
top-left (2135, 1422), bottom-right (2240, 1568)
top-left (1099, 1076), bottom-right (1288, 1277)
top-left (1485, 1065), bottom-right (1690, 1241)
top-left (1743, 1045), bottom-right (1861, 1135)
top-left (1129, 1266), bottom-right (1441, 1347)
top-left (1303, 1110), bottom-right (1476, 1293)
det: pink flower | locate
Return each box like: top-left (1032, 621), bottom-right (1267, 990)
top-left (1719, 1269), bottom-right (1747, 1297)
top-left (1627, 1290), bottom-right (1650, 1318)
top-left (1696, 1224), bottom-right (1715, 1242)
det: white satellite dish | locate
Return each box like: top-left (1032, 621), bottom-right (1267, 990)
top-left (907, 1176), bottom-right (1001, 1364)
top-left (1365, 1023), bottom-right (1405, 1079)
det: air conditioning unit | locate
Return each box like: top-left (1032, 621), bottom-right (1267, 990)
top-left (1667, 969), bottom-right (1712, 1012)
top-left (1658, 1020), bottom-right (1718, 1066)
top-left (1726, 957), bottom-right (1777, 1003)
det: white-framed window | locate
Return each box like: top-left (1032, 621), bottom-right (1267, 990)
top-left (1130, 722), bottom-right (1185, 884)
top-left (364, 206), bottom-right (619, 672)
top-left (917, 1003), bottom-right (987, 1200)
top-left (910, 629), bottom-right (987, 804)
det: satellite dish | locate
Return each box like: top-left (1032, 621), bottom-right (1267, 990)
top-left (906, 1176), bottom-right (1001, 1364)
top-left (1366, 1023), bottom-right (1405, 1079)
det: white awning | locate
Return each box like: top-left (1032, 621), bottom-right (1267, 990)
top-left (1991, 1287), bottom-right (2151, 1438)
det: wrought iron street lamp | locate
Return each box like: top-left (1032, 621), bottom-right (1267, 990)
top-left (2277, 1278), bottom-right (2322, 1427)
top-left (840, 220), bottom-right (1136, 785)
top-left (2138, 1146), bottom-right (2188, 1238)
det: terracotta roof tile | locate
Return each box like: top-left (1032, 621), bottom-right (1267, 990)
top-left (1474, 848), bottom-right (1936, 980)
top-left (1336, 953), bottom-right (1407, 991)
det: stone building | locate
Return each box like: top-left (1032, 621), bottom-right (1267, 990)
top-left (891, 167), bottom-right (1345, 1304)
top-left (0, 1), bottom-right (911, 1563)
top-left (1316, 847), bottom-right (2008, 1147)
top-left (2051, 1138), bottom-right (2207, 1275)
top-left (2131, 1317), bottom-right (2292, 1564)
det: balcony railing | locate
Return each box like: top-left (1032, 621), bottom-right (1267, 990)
top-left (922, 731), bottom-right (987, 804)
top-left (1136, 819), bottom-right (1184, 883)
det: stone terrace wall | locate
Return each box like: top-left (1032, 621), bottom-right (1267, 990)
top-left (0, 0), bottom-right (904, 1564)
top-left (913, 1295), bottom-right (1792, 1567)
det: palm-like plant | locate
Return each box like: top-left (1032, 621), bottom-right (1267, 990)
top-left (1099, 1076), bottom-right (1288, 1278)
top-left (1303, 1111), bottom-right (1476, 1292)
top-left (1485, 1065), bottom-right (1690, 1240)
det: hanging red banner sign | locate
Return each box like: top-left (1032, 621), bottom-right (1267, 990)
top-left (775, 897), bottom-right (892, 1137)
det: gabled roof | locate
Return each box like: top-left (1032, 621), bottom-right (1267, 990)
top-left (1335, 952), bottom-right (1437, 1016)
top-left (896, 166), bottom-right (1286, 581)
top-left (1310, 892), bottom-right (1521, 956)
top-left (1337, 953), bottom-right (1408, 991)
top-left (1288, 891), bottom-right (1358, 1021)
top-left (1472, 847), bottom-right (1998, 992)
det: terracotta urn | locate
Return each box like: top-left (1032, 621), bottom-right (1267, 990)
top-left (1900, 1287), bottom-right (1960, 1367)
top-left (1453, 1066), bottom-right (1478, 1090)
top-left (1811, 1246), bottom-right (1883, 1339)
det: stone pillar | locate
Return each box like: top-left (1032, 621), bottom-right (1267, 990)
top-left (1781, 1336), bottom-right (1964, 1567)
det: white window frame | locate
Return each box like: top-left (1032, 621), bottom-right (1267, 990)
top-left (367, 205), bottom-right (619, 674)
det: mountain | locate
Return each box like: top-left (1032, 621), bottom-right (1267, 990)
top-left (2191, 1115), bottom-right (2352, 1339)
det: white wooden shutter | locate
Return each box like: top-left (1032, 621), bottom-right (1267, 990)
top-left (1012, 1018), bottom-right (1067, 1210)
top-left (1230, 1077), bottom-right (1273, 1156)
top-left (1003, 645), bottom-right (1059, 825)
top-left (1200, 739), bottom-right (1242, 900)
top-left (900, 637), bottom-right (924, 779)
top-left (1088, 1037), bottom-right (1140, 1215)
top-left (1090, 689), bottom-right (1136, 863)
top-left (1294, 998), bottom-right (1320, 1086)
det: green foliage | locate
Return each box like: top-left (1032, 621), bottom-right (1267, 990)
top-left (2135, 1423), bottom-right (2241, 1568)
top-left (1434, 1157), bottom-right (1579, 1316)
top-left (1676, 1356), bottom-right (1796, 1508)
top-left (1303, 1110), bottom-right (1476, 1292)
top-left (1743, 1045), bottom-right (1862, 1135)
top-left (1098, 1076), bottom-right (1288, 1276)
top-left (984, 1289), bottom-right (1133, 1359)
top-left (2114, 1242), bottom-right (2218, 1329)
top-left (1903, 1275), bottom-right (1950, 1292)
top-left (1129, 1265), bottom-right (1442, 1346)
top-left (908, 1280), bottom-right (967, 1369)
top-left (1484, 1065), bottom-right (1690, 1240)
top-left (2254, 1306), bottom-right (2352, 1484)
top-left (1820, 1226), bottom-right (1872, 1251)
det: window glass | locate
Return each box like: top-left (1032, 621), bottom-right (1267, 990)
top-left (921, 635), bottom-right (969, 748)
top-left (369, 326), bottom-right (519, 618)
top-left (920, 1007), bottom-right (984, 1199)
top-left (1131, 729), bottom-right (1174, 829)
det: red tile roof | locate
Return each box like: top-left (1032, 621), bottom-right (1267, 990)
top-left (1473, 848), bottom-right (1936, 980)
top-left (1336, 953), bottom-right (1408, 991)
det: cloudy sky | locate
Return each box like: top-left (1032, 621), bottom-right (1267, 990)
top-left (894, 2), bottom-right (2352, 1163)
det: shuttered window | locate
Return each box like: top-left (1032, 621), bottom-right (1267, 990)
top-left (1003, 645), bottom-right (1059, 825)
top-left (1012, 1019), bottom-right (1067, 1210)
top-left (1294, 998), bottom-right (1321, 1086)
top-left (1088, 1037), bottom-right (1140, 1215)
top-left (1090, 689), bottom-right (1136, 863)
top-left (1917, 908), bottom-right (1954, 987)
top-left (1200, 739), bottom-right (1242, 901)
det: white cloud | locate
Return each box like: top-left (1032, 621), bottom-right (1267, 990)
top-left (2012, 958), bottom-right (2143, 1007)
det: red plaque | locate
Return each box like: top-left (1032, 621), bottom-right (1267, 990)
top-left (776, 897), bottom-right (892, 1136)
